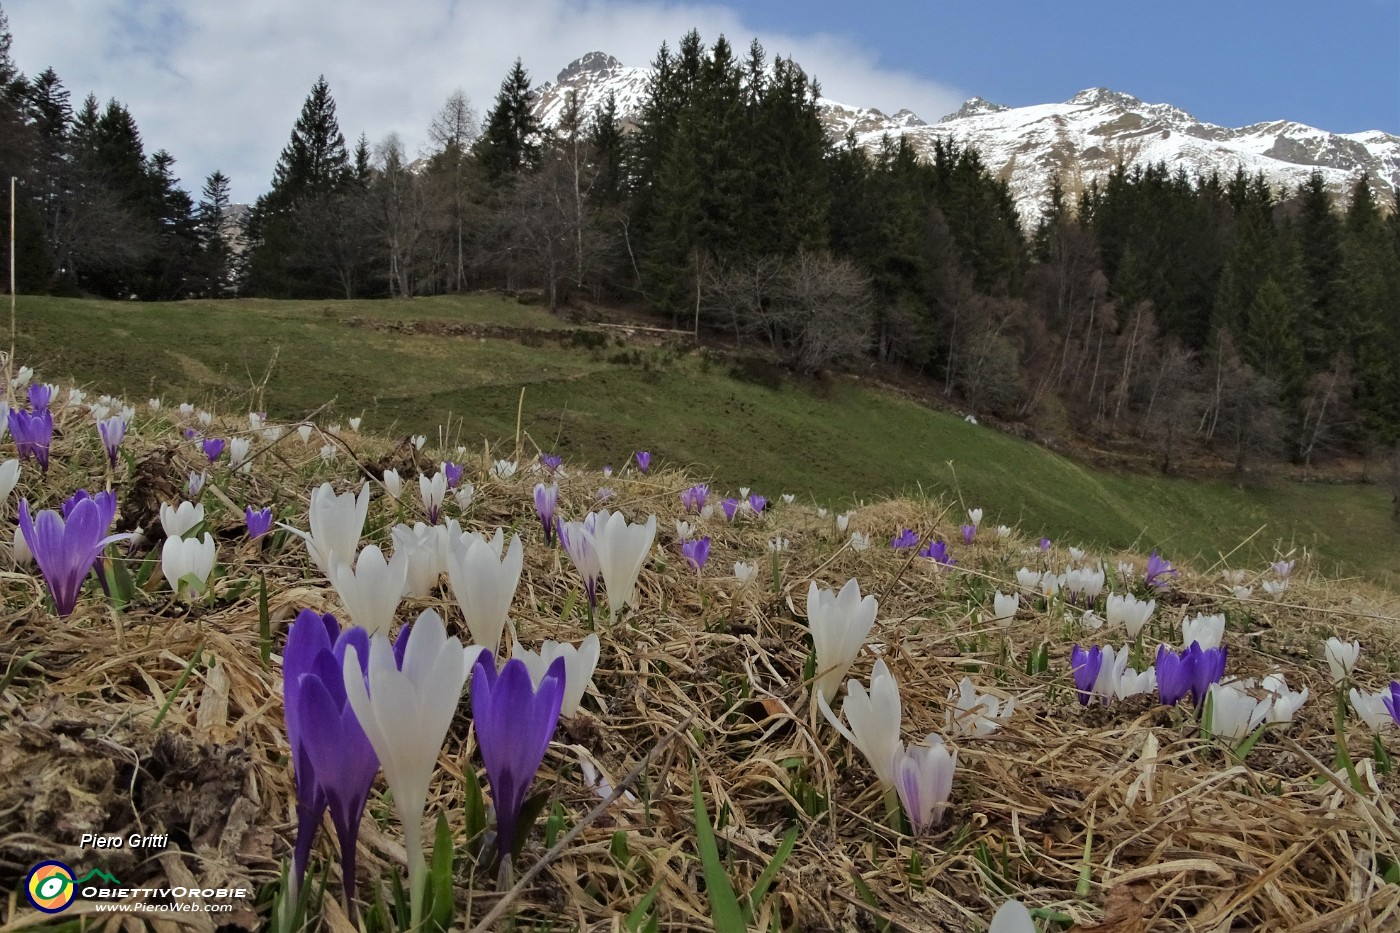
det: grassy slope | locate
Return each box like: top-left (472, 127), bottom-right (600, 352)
top-left (15, 294), bottom-right (1399, 587)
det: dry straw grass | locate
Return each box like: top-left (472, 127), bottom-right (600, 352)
top-left (1, 395), bottom-right (1399, 932)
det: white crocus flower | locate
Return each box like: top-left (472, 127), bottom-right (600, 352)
top-left (148, 398), bottom-right (162, 411)
top-left (674, 519), bottom-right (693, 541)
top-left (454, 483), bottom-right (475, 510)
top-left (491, 458), bottom-right (517, 479)
top-left (816, 507), bottom-right (829, 519)
top-left (1349, 687), bottom-right (1395, 731)
top-left (1116, 560), bottom-right (1134, 581)
top-left (835, 511), bottom-right (853, 533)
top-left (739, 486), bottom-right (750, 498)
top-left (589, 511), bottom-right (657, 624)
top-left (1261, 673), bottom-right (1308, 724)
top-left (392, 522), bottom-right (444, 599)
top-left (967, 508), bottom-right (983, 527)
top-left (891, 734), bottom-right (957, 834)
top-left (419, 471), bottom-right (447, 523)
top-left (288, 482), bottom-right (371, 575)
top-left (807, 578), bottom-right (879, 701)
top-left (512, 634), bottom-right (601, 718)
top-left (319, 444), bottom-right (338, 462)
top-left (1038, 570), bottom-right (1061, 599)
top-left (1182, 613), bottom-right (1225, 651)
top-left (342, 610), bottom-right (480, 929)
top-left (11, 365), bottom-right (32, 388)
top-left (297, 424), bottom-right (314, 444)
top-left (1093, 645), bottom-right (1131, 703)
top-left (162, 533), bottom-right (216, 600)
top-left (229, 436), bottom-right (252, 472)
top-left (817, 659), bottom-right (903, 787)
top-left (197, 410), bottom-right (213, 426)
top-left (445, 530), bottom-right (523, 654)
top-left (994, 524), bottom-right (1012, 539)
top-left (768, 536), bottom-right (789, 552)
top-left (991, 591), bottom-right (1019, 625)
top-left (382, 468), bottom-right (403, 500)
top-left (1115, 664), bottom-right (1157, 700)
top-left (12, 522), bottom-right (32, 566)
top-left (989, 900), bottom-right (1037, 933)
top-left (0, 458), bottom-right (20, 506)
top-left (1230, 585), bottom-right (1254, 600)
top-left (781, 493), bottom-right (795, 505)
top-left (848, 531), bottom-right (871, 551)
top-left (1063, 565), bottom-right (1105, 604)
top-left (248, 412), bottom-right (263, 431)
top-left (329, 545), bottom-right (408, 636)
top-left (1208, 682), bottom-right (1271, 742)
top-left (1261, 579), bottom-right (1288, 599)
top-left (733, 561), bottom-right (758, 585)
top-left (262, 425), bottom-right (284, 442)
top-left (177, 402), bottom-right (194, 417)
top-left (1324, 637), bottom-right (1360, 684)
top-left (1069, 546), bottom-right (1086, 562)
top-left (1106, 593), bottom-right (1155, 638)
top-left (349, 417), bottom-right (362, 431)
top-left (1080, 610), bottom-right (1104, 630)
top-left (945, 677), bottom-right (1014, 737)
top-left (698, 503), bottom-right (714, 520)
top-left (411, 434), bottom-right (426, 450)
top-left (1015, 567), bottom-right (1040, 596)
top-left (160, 501), bottom-right (205, 538)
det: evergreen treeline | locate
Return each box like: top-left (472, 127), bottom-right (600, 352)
top-left (3, 12), bottom-right (1399, 466)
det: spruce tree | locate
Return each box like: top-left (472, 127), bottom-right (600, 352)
top-left (476, 59), bottom-right (541, 182)
top-left (196, 170), bottom-right (234, 296)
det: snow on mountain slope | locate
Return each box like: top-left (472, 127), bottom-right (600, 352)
top-left (533, 53), bottom-right (1399, 226)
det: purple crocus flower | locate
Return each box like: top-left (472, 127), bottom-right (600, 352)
top-left (1189, 644), bottom-right (1228, 708)
top-left (9, 408), bottom-right (54, 472)
top-left (245, 505), bottom-right (273, 540)
top-left (283, 610), bottom-right (378, 910)
top-left (443, 461), bottom-right (464, 489)
top-left (1155, 644), bottom-right (1194, 706)
top-left (1145, 551), bottom-right (1178, 589)
top-left (634, 450), bottom-right (651, 473)
top-left (602, 464), bottom-right (613, 478)
top-left (680, 484), bottom-right (709, 513)
top-left (27, 382), bottom-right (53, 411)
top-left (202, 438), bottom-right (225, 462)
top-left (892, 529), bottom-right (918, 549)
top-left (682, 536), bottom-right (710, 573)
top-left (595, 487), bottom-right (613, 502)
top-left (187, 470), bottom-right (207, 497)
top-left (540, 453), bottom-right (562, 474)
top-left (471, 654), bottom-right (566, 863)
top-left (183, 427), bottom-right (200, 440)
top-left (534, 483), bottom-right (558, 545)
top-left (97, 416), bottom-right (127, 468)
top-left (1071, 644), bottom-right (1104, 706)
top-left (748, 493), bottom-right (767, 514)
top-left (721, 497), bottom-right (741, 522)
top-left (1382, 682), bottom-right (1400, 727)
top-left (1039, 537), bottom-right (1051, 551)
top-left (559, 513), bottom-right (600, 609)
top-left (18, 494), bottom-right (129, 617)
top-left (961, 524), bottom-right (976, 545)
top-left (919, 540), bottom-right (956, 566)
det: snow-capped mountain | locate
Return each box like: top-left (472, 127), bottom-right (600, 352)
top-left (533, 52), bottom-right (1400, 225)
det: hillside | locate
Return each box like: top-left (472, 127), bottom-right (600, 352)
top-left (1, 320), bottom-right (1398, 931)
top-left (12, 294), bottom-right (1400, 589)
top-left (532, 52), bottom-right (1400, 224)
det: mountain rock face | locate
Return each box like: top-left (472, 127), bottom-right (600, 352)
top-left (533, 52), bottom-right (1400, 225)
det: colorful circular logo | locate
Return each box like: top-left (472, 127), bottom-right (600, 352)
top-left (26, 861), bottom-right (76, 913)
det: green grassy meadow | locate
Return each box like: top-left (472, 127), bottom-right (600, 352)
top-left (13, 293), bottom-right (1400, 587)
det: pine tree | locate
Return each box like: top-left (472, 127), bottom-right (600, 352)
top-left (196, 170), bottom-right (234, 296)
top-left (476, 59), bottom-right (541, 183)
top-left (587, 92), bottom-right (624, 208)
top-left (244, 76), bottom-right (353, 296)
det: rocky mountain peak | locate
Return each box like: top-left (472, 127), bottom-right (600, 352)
top-left (555, 52), bottom-right (623, 85)
top-left (1068, 87), bottom-right (1145, 109)
top-left (938, 96), bottom-right (1009, 123)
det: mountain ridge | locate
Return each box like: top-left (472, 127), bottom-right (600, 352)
top-left (532, 51), bottom-right (1400, 225)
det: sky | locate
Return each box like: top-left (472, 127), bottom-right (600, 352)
top-left (5, 0), bottom-right (1397, 204)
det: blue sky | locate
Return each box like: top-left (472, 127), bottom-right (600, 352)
top-left (739, 0), bottom-right (1399, 133)
top-left (5, 0), bottom-right (1396, 202)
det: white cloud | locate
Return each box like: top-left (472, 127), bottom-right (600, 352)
top-left (5, 0), bottom-right (965, 203)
